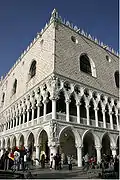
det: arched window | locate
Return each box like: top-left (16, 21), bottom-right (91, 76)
top-left (114, 71), bottom-right (119, 88)
top-left (80, 54), bottom-right (92, 75)
top-left (29, 60), bottom-right (36, 78)
top-left (12, 79), bottom-right (17, 94)
top-left (2, 92), bottom-right (5, 103)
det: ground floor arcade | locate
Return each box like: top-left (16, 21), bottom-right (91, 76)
top-left (0, 122), bottom-right (119, 167)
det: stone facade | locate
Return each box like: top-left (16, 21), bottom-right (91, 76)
top-left (0, 9), bottom-right (119, 167)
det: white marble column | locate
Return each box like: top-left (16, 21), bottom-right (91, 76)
top-left (96, 146), bottom-right (101, 164)
top-left (109, 111), bottom-right (113, 130)
top-left (86, 105), bottom-right (90, 125)
top-left (116, 114), bottom-right (119, 130)
top-left (0, 140), bottom-right (4, 157)
top-left (66, 100), bottom-right (70, 122)
top-left (76, 103), bottom-right (80, 124)
top-left (32, 106), bottom-right (35, 126)
top-left (94, 108), bottom-right (98, 127)
top-left (52, 99), bottom-right (56, 119)
top-left (27, 110), bottom-right (30, 126)
top-left (36, 145), bottom-right (40, 165)
top-left (76, 145), bottom-right (82, 167)
top-left (111, 147), bottom-right (117, 158)
top-left (102, 109), bottom-right (106, 128)
top-left (37, 105), bottom-right (40, 124)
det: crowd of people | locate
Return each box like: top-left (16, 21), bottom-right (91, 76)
top-left (82, 153), bottom-right (119, 178)
top-left (0, 148), bottom-right (119, 178)
top-left (0, 146), bottom-right (33, 171)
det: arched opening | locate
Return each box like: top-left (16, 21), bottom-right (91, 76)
top-left (19, 135), bottom-right (24, 148)
top-left (7, 138), bottom-right (10, 151)
top-left (82, 131), bottom-right (96, 158)
top-left (27, 132), bottom-right (35, 161)
top-left (59, 128), bottom-right (77, 165)
top-left (29, 103), bottom-right (32, 121)
top-left (56, 91), bottom-right (66, 113)
top-left (69, 94), bottom-right (77, 116)
top-left (46, 92), bottom-right (52, 114)
top-left (34, 100), bottom-right (37, 119)
top-left (38, 130), bottom-right (49, 162)
top-left (3, 139), bottom-right (5, 153)
top-left (105, 105), bottom-right (110, 123)
top-left (80, 54), bottom-right (92, 75)
top-left (80, 96), bottom-right (86, 123)
top-left (114, 71), bottom-right (119, 88)
top-left (101, 134), bottom-right (112, 160)
top-left (98, 102), bottom-right (103, 122)
top-left (12, 136), bottom-right (16, 149)
top-left (116, 136), bottom-right (119, 155)
top-left (29, 60), bottom-right (36, 78)
top-left (12, 79), bottom-right (17, 95)
top-left (112, 107), bottom-right (117, 125)
top-left (89, 100), bottom-right (95, 123)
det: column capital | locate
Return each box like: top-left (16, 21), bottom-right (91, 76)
top-left (76, 102), bottom-right (81, 106)
top-left (65, 99), bottom-right (71, 104)
top-left (110, 146), bottom-right (117, 151)
top-left (95, 146), bottom-right (102, 150)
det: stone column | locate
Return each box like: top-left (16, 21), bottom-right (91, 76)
top-left (116, 114), bottom-right (120, 131)
top-left (36, 145), bottom-right (40, 165)
top-left (37, 105), bottom-right (40, 124)
top-left (94, 108), bottom-right (98, 127)
top-left (52, 99), bottom-right (56, 120)
top-left (16, 116), bottom-right (18, 126)
top-left (86, 105), bottom-right (90, 126)
top-left (95, 146), bottom-right (101, 164)
top-left (76, 103), bottom-right (80, 124)
top-left (102, 109), bottom-right (106, 128)
top-left (66, 99), bottom-right (70, 122)
top-left (0, 140), bottom-right (4, 157)
top-left (27, 110), bottom-right (30, 126)
top-left (49, 142), bottom-right (58, 168)
top-left (109, 111), bottom-right (113, 130)
top-left (32, 106), bottom-right (35, 126)
top-left (76, 145), bottom-right (82, 167)
top-left (43, 101), bottom-right (47, 121)
top-left (111, 146), bottom-right (117, 158)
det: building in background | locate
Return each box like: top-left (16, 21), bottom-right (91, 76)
top-left (0, 9), bottom-right (119, 166)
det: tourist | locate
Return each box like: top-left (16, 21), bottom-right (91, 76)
top-left (67, 155), bottom-right (72, 170)
top-left (41, 154), bottom-right (45, 168)
top-left (83, 153), bottom-right (89, 171)
top-left (50, 153), bottom-right (54, 169)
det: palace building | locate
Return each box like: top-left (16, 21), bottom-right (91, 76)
top-left (0, 9), bottom-right (119, 167)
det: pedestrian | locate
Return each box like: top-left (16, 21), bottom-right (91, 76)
top-left (67, 155), bottom-right (72, 170)
top-left (41, 154), bottom-right (45, 168)
top-left (14, 151), bottom-right (20, 171)
top-left (83, 153), bottom-right (89, 171)
top-left (50, 153), bottom-right (54, 169)
top-left (114, 155), bottom-right (119, 178)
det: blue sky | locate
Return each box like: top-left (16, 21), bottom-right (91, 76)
top-left (0, 0), bottom-right (118, 77)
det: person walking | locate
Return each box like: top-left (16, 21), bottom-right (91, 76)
top-left (67, 155), bottom-right (72, 170)
top-left (50, 153), bottom-right (54, 169)
top-left (83, 153), bottom-right (89, 171)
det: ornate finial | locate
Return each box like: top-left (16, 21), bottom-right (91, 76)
top-left (50, 8), bottom-right (58, 22)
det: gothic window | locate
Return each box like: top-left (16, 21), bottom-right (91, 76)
top-left (29, 60), bottom-right (36, 78)
top-left (12, 79), bottom-right (17, 95)
top-left (2, 92), bottom-right (5, 103)
top-left (114, 71), bottom-right (119, 88)
top-left (80, 54), bottom-right (92, 75)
